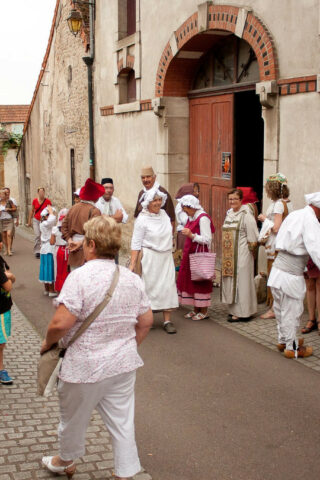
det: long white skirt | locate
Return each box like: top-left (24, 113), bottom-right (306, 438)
top-left (141, 247), bottom-right (179, 311)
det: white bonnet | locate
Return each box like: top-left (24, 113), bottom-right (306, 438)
top-left (40, 206), bottom-right (56, 217)
top-left (305, 192), bottom-right (320, 208)
top-left (141, 187), bottom-right (167, 209)
top-left (179, 194), bottom-right (202, 210)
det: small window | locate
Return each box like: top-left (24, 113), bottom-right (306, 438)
top-left (127, 0), bottom-right (136, 36)
top-left (118, 68), bottom-right (136, 104)
top-left (118, 0), bottom-right (136, 39)
top-left (70, 149), bottom-right (76, 204)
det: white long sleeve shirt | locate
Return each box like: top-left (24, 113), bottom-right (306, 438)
top-left (95, 195), bottom-right (128, 223)
top-left (40, 214), bottom-right (56, 254)
top-left (190, 209), bottom-right (213, 245)
top-left (268, 206), bottom-right (320, 299)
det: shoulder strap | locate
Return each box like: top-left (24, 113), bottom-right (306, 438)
top-left (35, 199), bottom-right (47, 215)
top-left (67, 265), bottom-right (120, 347)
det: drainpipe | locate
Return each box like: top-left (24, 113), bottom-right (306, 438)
top-left (82, 0), bottom-right (95, 180)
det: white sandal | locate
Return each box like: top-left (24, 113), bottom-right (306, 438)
top-left (184, 311), bottom-right (196, 319)
top-left (42, 456), bottom-right (76, 478)
top-left (192, 313), bottom-right (209, 321)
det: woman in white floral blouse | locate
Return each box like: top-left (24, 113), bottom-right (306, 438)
top-left (40, 215), bottom-right (153, 480)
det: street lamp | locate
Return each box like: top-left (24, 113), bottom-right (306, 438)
top-left (67, 0), bottom-right (96, 181)
top-left (67, 9), bottom-right (83, 37)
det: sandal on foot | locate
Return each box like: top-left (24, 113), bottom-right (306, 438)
top-left (184, 311), bottom-right (196, 319)
top-left (192, 313), bottom-right (209, 321)
top-left (42, 457), bottom-right (76, 478)
top-left (301, 319), bottom-right (317, 334)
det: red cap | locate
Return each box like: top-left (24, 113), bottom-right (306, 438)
top-left (237, 187), bottom-right (259, 205)
top-left (79, 178), bottom-right (105, 202)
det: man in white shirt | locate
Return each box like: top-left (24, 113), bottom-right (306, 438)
top-left (268, 192), bottom-right (320, 358)
top-left (95, 178), bottom-right (128, 224)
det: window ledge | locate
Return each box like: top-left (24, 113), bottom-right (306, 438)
top-left (114, 101), bottom-right (141, 114)
top-left (115, 31), bottom-right (140, 50)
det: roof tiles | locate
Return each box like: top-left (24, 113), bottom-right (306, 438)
top-left (0, 105), bottom-right (29, 124)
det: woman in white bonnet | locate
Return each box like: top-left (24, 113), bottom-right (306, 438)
top-left (176, 194), bottom-right (215, 321)
top-left (129, 187), bottom-right (179, 334)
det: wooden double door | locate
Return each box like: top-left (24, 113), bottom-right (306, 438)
top-left (190, 94), bottom-right (234, 261)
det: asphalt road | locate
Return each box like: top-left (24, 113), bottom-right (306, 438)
top-left (9, 232), bottom-right (320, 480)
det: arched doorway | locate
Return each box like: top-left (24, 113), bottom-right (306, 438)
top-left (155, 5), bottom-right (278, 259)
top-left (189, 35), bottom-right (264, 257)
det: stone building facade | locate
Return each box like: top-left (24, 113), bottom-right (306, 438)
top-left (19, 0), bottom-right (320, 255)
top-left (0, 105), bottom-right (29, 204)
top-left (18, 0), bottom-right (90, 223)
top-left (94, 0), bottom-right (320, 254)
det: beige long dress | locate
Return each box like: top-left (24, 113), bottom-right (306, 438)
top-left (221, 206), bottom-right (259, 318)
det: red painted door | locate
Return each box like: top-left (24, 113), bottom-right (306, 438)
top-left (190, 94), bottom-right (234, 261)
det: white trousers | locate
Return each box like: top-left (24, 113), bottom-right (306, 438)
top-left (57, 370), bottom-right (141, 478)
top-left (271, 287), bottom-right (304, 350)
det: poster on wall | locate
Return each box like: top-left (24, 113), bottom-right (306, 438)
top-left (221, 152), bottom-right (231, 179)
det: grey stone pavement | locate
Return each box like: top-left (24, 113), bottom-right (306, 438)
top-left (2, 226), bottom-right (319, 479)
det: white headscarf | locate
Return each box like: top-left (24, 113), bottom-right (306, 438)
top-left (40, 206), bottom-right (56, 217)
top-left (179, 194), bottom-right (202, 210)
top-left (305, 192), bottom-right (320, 208)
top-left (141, 186), bottom-right (167, 209)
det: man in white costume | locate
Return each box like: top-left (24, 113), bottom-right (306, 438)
top-left (268, 192), bottom-right (320, 358)
top-left (95, 178), bottom-right (128, 224)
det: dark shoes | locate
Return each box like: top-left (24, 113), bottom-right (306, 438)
top-left (301, 319), bottom-right (318, 334)
top-left (227, 315), bottom-right (252, 323)
top-left (163, 322), bottom-right (177, 334)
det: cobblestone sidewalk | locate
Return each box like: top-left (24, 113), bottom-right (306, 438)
top-left (1, 303), bottom-right (152, 480)
top-left (209, 288), bottom-right (320, 372)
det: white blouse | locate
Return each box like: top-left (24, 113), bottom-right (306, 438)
top-left (40, 214), bottom-right (56, 255)
top-left (131, 209), bottom-right (172, 252)
top-left (190, 209), bottom-right (213, 245)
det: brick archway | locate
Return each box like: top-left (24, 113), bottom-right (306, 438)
top-left (155, 5), bottom-right (278, 97)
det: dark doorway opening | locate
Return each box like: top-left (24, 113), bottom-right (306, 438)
top-left (234, 90), bottom-right (264, 211)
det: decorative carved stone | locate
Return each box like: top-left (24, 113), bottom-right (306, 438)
top-left (256, 80), bottom-right (278, 108)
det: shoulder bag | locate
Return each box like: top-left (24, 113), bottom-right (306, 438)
top-left (37, 265), bottom-right (120, 397)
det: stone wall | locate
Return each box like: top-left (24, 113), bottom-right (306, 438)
top-left (18, 0), bottom-right (90, 222)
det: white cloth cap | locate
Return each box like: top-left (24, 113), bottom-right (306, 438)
top-left (140, 186), bottom-right (167, 209)
top-left (305, 192), bottom-right (320, 208)
top-left (74, 188), bottom-right (81, 196)
top-left (40, 206), bottom-right (56, 217)
top-left (57, 208), bottom-right (69, 227)
top-left (179, 194), bottom-right (202, 210)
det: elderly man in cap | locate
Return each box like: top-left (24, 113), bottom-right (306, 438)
top-left (95, 178), bottom-right (128, 224)
top-left (268, 192), bottom-right (320, 358)
top-left (134, 166), bottom-right (175, 226)
top-left (61, 178), bottom-right (104, 270)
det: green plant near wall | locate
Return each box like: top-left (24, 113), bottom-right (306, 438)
top-left (0, 128), bottom-right (22, 157)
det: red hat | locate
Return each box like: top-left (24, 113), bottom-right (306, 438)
top-left (237, 187), bottom-right (259, 205)
top-left (79, 178), bottom-right (105, 202)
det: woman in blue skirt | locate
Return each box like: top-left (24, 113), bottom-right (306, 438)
top-left (0, 232), bottom-right (15, 384)
top-left (39, 205), bottom-right (57, 297)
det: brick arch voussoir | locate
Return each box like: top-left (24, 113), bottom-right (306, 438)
top-left (155, 6), bottom-right (278, 97)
